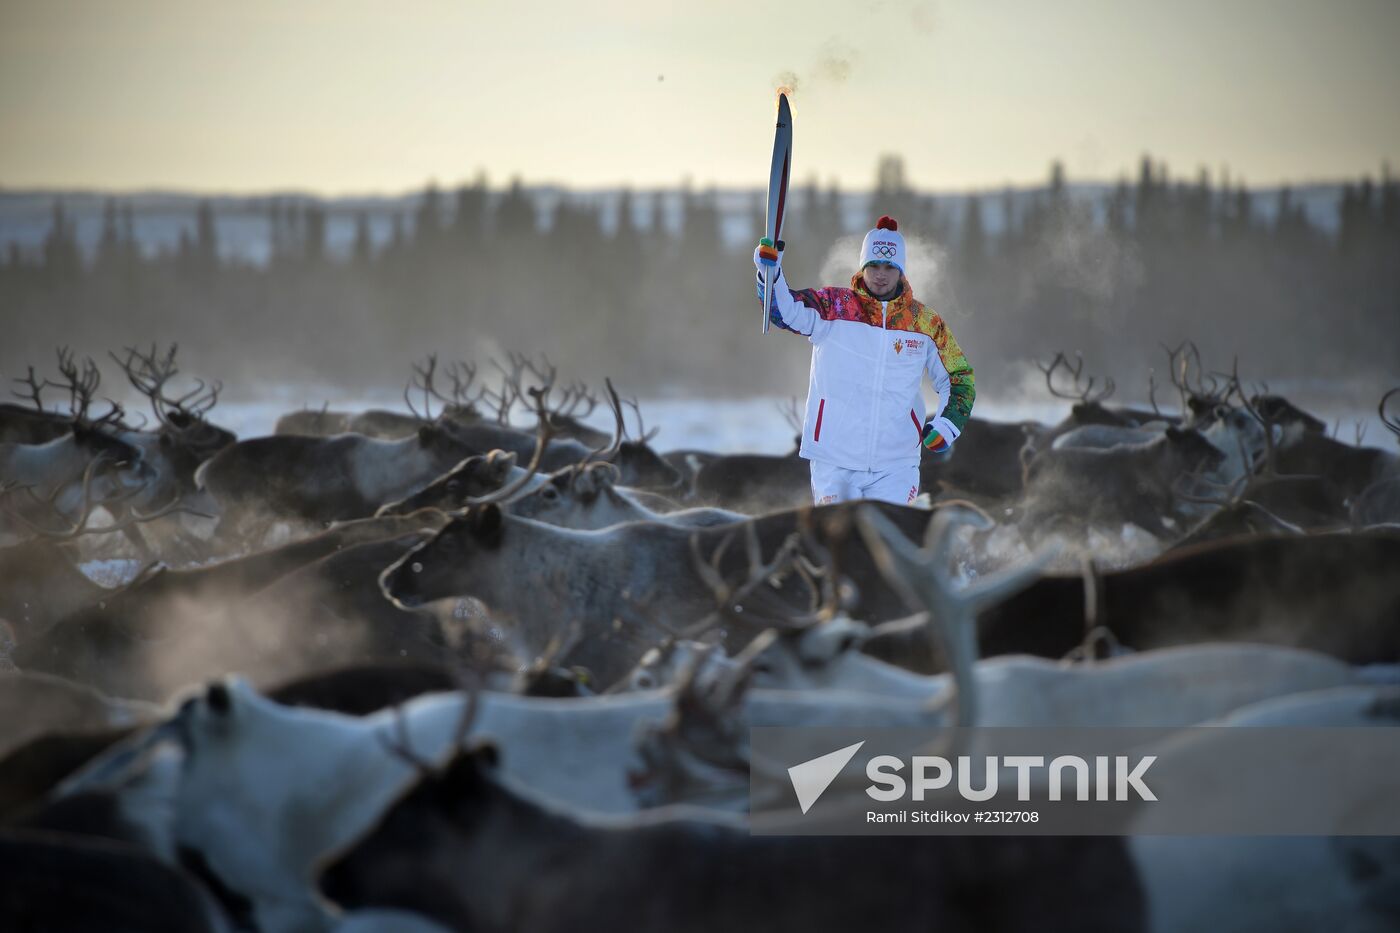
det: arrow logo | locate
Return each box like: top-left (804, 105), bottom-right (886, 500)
top-left (787, 741), bottom-right (865, 814)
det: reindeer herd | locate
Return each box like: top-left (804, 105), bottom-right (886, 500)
top-left (1, 341), bottom-right (1399, 932)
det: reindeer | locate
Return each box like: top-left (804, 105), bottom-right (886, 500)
top-left (1, 351), bottom-right (153, 545)
top-left (687, 449), bottom-right (810, 512)
top-left (429, 377), bottom-right (681, 490)
top-left (1124, 684), bottom-right (1400, 933)
top-left (479, 352), bottom-right (611, 446)
top-left (617, 615), bottom-right (1379, 741)
top-left (378, 499), bottom-right (954, 686)
top-left (505, 460), bottom-right (745, 529)
top-left (1262, 385), bottom-right (1399, 500)
top-left (196, 378), bottom-right (558, 543)
top-left (1345, 387), bottom-right (1400, 527)
top-left (1016, 424), bottom-right (1226, 543)
top-left (108, 343), bottom-right (235, 489)
top-left (373, 449), bottom-right (540, 516)
top-left (657, 396), bottom-right (804, 497)
top-left (860, 502), bottom-right (1400, 933)
top-left (667, 399), bottom-right (804, 509)
top-left (314, 507), bottom-right (1140, 933)
top-left (1027, 351), bottom-right (1147, 446)
top-left (273, 355), bottom-right (486, 440)
top-left (49, 507), bottom-right (1056, 929)
top-left (13, 508), bottom-right (453, 699)
top-left (0, 829), bottom-right (227, 933)
top-left (316, 738), bottom-right (1143, 933)
top-left (376, 386), bottom-right (682, 520)
top-left (918, 415), bottom-right (1049, 503)
top-left (976, 529), bottom-right (1400, 666)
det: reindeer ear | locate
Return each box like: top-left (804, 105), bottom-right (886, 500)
top-left (442, 741), bottom-right (500, 788)
top-left (472, 740), bottom-right (500, 770)
top-left (573, 467), bottom-right (598, 499)
top-left (206, 681), bottom-right (232, 716)
top-left (596, 462), bottom-right (620, 489)
top-left (471, 503), bottom-right (503, 545)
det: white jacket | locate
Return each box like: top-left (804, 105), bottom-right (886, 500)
top-left (767, 269), bottom-right (976, 471)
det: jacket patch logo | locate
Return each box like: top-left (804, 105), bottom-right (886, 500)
top-left (893, 339), bottom-right (904, 354)
top-left (903, 337), bottom-right (922, 351)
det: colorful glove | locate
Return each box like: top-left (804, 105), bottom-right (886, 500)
top-left (921, 416), bottom-right (960, 454)
top-left (753, 239), bottom-right (785, 299)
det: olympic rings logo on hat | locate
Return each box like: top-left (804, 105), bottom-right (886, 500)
top-left (872, 242), bottom-right (898, 259)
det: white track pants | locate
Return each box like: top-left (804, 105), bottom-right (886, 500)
top-left (809, 460), bottom-right (921, 506)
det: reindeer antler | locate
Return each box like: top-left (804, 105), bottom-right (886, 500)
top-left (623, 395), bottom-right (659, 444)
top-left (11, 366), bottom-right (51, 411)
top-left (110, 343), bottom-right (219, 430)
top-left (2, 452), bottom-right (200, 542)
top-left (1379, 387), bottom-right (1400, 445)
top-left (53, 347), bottom-right (122, 426)
top-left (573, 378), bottom-right (626, 481)
top-left (460, 370), bottom-right (560, 506)
top-left (856, 503), bottom-right (1049, 732)
top-left (481, 352), bottom-right (528, 425)
top-left (686, 525), bottom-right (826, 636)
top-left (403, 354), bottom-right (442, 422)
top-left (443, 360), bottom-right (484, 412)
top-left (1037, 351), bottom-right (1115, 404)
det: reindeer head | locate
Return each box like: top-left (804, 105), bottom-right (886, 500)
top-left (378, 450), bottom-right (520, 516)
top-left (109, 343), bottom-right (231, 456)
top-left (615, 440), bottom-right (682, 489)
top-left (1164, 425), bottom-right (1227, 473)
top-left (379, 504), bottom-right (506, 609)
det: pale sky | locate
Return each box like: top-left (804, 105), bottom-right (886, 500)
top-left (1, 0), bottom-right (1397, 194)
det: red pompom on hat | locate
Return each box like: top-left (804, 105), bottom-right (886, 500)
top-left (876, 215), bottom-right (898, 232)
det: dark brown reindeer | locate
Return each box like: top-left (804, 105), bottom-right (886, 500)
top-left (1264, 383), bottom-right (1398, 500)
top-left (976, 528), bottom-right (1400, 666)
top-left (658, 400), bottom-right (802, 501)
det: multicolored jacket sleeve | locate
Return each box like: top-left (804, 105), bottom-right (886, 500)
top-left (928, 316), bottom-right (975, 432)
top-left (767, 274), bottom-right (834, 343)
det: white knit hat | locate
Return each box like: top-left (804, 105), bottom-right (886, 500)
top-left (859, 215), bottom-right (907, 273)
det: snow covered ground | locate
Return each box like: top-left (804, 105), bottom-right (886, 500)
top-left (214, 383), bottom-right (1392, 454)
